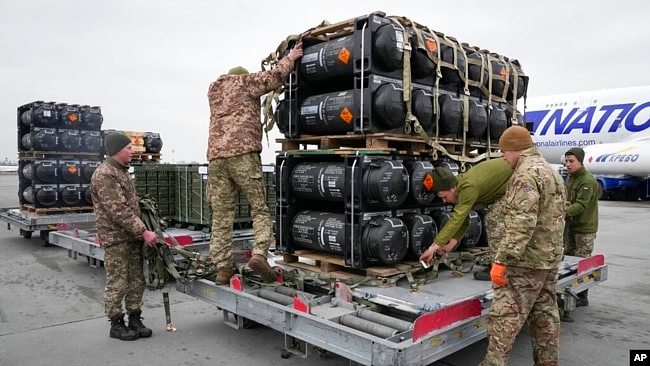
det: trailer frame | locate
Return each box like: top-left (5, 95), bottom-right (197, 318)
top-left (176, 254), bottom-right (607, 365)
top-left (0, 207), bottom-right (96, 246)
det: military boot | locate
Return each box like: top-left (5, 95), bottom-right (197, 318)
top-left (248, 254), bottom-right (276, 283)
top-left (110, 313), bottom-right (139, 341)
top-left (473, 267), bottom-right (491, 281)
top-left (561, 310), bottom-right (575, 323)
top-left (215, 267), bottom-right (235, 285)
top-left (128, 309), bottom-right (152, 338)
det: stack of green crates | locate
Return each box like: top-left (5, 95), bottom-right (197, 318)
top-left (133, 164), bottom-right (177, 218)
top-left (133, 163), bottom-right (275, 230)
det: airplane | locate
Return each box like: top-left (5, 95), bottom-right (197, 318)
top-left (0, 165), bottom-right (18, 173)
top-left (523, 85), bottom-right (650, 200)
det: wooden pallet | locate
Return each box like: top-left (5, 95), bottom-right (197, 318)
top-left (19, 151), bottom-right (101, 160)
top-left (278, 133), bottom-right (462, 154)
top-left (21, 204), bottom-right (93, 215)
top-left (131, 153), bottom-right (161, 163)
top-left (276, 249), bottom-right (419, 281)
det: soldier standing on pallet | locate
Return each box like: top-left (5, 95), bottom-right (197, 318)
top-left (480, 126), bottom-right (566, 366)
top-left (91, 132), bottom-right (159, 341)
top-left (418, 158), bottom-right (513, 281)
top-left (206, 42), bottom-right (303, 285)
top-left (561, 147), bottom-right (599, 321)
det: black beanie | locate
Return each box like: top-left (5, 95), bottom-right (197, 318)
top-left (104, 133), bottom-right (131, 156)
top-left (565, 147), bottom-right (585, 164)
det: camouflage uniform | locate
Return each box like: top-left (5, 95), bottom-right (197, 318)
top-left (435, 158), bottom-right (513, 247)
top-left (206, 56), bottom-right (295, 270)
top-left (91, 157), bottom-right (147, 319)
top-left (564, 166), bottom-right (599, 258)
top-left (481, 147), bottom-right (566, 366)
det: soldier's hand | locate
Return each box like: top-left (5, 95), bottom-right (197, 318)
top-left (441, 239), bottom-right (458, 253)
top-left (143, 230), bottom-right (159, 247)
top-left (288, 42), bottom-right (303, 62)
top-left (490, 262), bottom-right (508, 287)
top-left (419, 243), bottom-right (441, 264)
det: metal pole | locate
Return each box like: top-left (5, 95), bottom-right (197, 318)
top-left (357, 309), bottom-right (412, 332)
top-left (258, 289), bottom-right (293, 306)
top-left (274, 285), bottom-right (316, 300)
top-left (339, 314), bottom-right (399, 339)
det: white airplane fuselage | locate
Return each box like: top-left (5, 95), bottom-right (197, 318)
top-left (524, 86), bottom-right (650, 178)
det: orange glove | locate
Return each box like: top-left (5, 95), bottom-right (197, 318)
top-left (490, 263), bottom-right (508, 287)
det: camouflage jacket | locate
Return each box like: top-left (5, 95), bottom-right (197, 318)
top-left (206, 57), bottom-right (295, 160)
top-left (494, 148), bottom-right (566, 269)
top-left (90, 157), bottom-right (146, 247)
top-left (566, 166), bottom-right (599, 234)
top-left (435, 158), bottom-right (513, 245)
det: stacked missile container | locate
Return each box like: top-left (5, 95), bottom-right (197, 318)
top-left (274, 12), bottom-right (527, 269)
top-left (18, 101), bottom-right (104, 209)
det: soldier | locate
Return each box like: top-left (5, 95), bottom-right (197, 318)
top-left (91, 132), bottom-right (159, 341)
top-left (206, 42), bottom-right (304, 285)
top-left (563, 147), bottom-right (599, 310)
top-left (480, 126), bottom-right (566, 366)
top-left (419, 159), bottom-right (513, 282)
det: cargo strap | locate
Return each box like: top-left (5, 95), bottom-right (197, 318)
top-left (139, 197), bottom-right (217, 331)
top-left (388, 17), bottom-right (491, 165)
top-left (139, 197), bottom-right (216, 291)
top-left (261, 34), bottom-right (303, 146)
top-left (389, 16), bottom-right (417, 136)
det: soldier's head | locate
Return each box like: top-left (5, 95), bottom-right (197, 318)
top-left (228, 66), bottom-right (249, 75)
top-left (104, 132), bottom-right (133, 164)
top-left (564, 147), bottom-right (585, 173)
top-left (499, 126), bottom-right (533, 168)
top-left (431, 167), bottom-right (458, 204)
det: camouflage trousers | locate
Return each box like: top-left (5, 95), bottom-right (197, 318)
top-left (104, 240), bottom-right (145, 319)
top-left (482, 197), bottom-right (508, 263)
top-left (207, 153), bottom-right (273, 269)
top-left (564, 228), bottom-right (596, 258)
top-left (480, 266), bottom-right (560, 366)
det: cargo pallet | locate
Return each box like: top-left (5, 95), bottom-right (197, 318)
top-left (0, 207), bottom-right (96, 246)
top-left (277, 133), bottom-right (501, 165)
top-left (131, 152), bottom-right (162, 163)
top-left (176, 254), bottom-right (606, 365)
top-left (278, 132), bottom-right (441, 154)
top-left (277, 249), bottom-right (421, 281)
top-left (18, 151), bottom-right (102, 159)
top-left (20, 204), bottom-right (93, 215)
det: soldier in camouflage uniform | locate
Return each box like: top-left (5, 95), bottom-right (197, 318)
top-left (91, 133), bottom-right (159, 341)
top-left (419, 159), bottom-right (513, 281)
top-left (480, 126), bottom-right (566, 366)
top-left (206, 42), bottom-right (303, 285)
top-left (562, 147), bottom-right (599, 312)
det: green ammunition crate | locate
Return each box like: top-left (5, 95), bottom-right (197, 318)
top-left (133, 163), bottom-right (275, 229)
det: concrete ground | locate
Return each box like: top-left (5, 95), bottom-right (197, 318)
top-left (0, 173), bottom-right (648, 365)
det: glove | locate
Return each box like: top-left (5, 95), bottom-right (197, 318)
top-left (490, 262), bottom-right (508, 287)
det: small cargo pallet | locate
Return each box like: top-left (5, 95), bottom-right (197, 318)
top-left (18, 151), bottom-right (101, 160)
top-left (131, 145), bottom-right (146, 153)
top-left (20, 204), bottom-right (93, 215)
top-left (278, 133), bottom-right (464, 155)
top-left (276, 249), bottom-right (419, 282)
top-left (131, 152), bottom-right (161, 163)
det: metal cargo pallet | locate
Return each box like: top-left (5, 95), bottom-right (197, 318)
top-left (0, 207), bottom-right (96, 245)
top-left (177, 254), bottom-right (607, 366)
top-left (48, 228), bottom-right (255, 267)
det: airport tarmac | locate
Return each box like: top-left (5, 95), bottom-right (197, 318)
top-left (0, 173), bottom-right (648, 366)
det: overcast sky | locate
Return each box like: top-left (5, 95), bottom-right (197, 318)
top-left (1, 0), bottom-right (649, 164)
